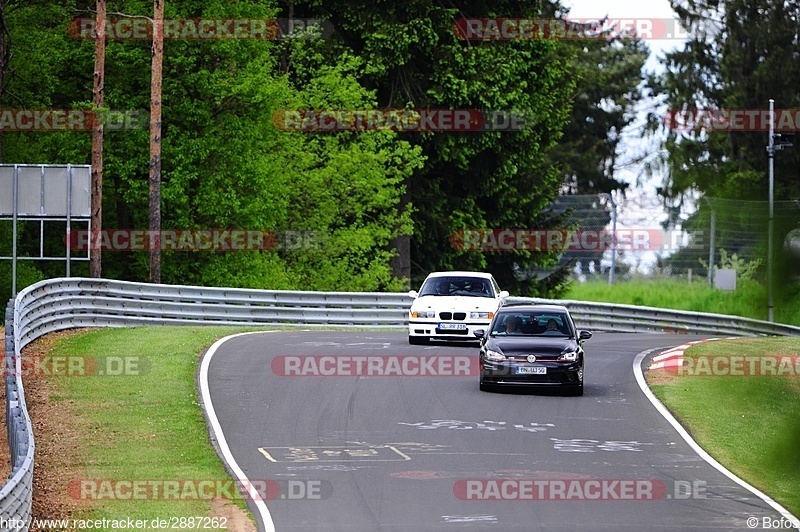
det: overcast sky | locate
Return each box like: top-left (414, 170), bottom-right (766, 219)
top-left (562, 0), bottom-right (683, 71)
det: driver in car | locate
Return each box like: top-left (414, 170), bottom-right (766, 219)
top-left (506, 316), bottom-right (522, 334)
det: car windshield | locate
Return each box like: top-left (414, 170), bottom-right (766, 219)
top-left (491, 312), bottom-right (572, 337)
top-left (418, 276), bottom-right (494, 298)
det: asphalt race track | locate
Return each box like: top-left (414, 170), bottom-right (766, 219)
top-left (201, 331), bottom-right (795, 531)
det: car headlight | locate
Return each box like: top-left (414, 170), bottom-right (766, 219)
top-left (557, 350), bottom-right (578, 362)
top-left (411, 310), bottom-right (435, 318)
top-left (470, 311), bottom-right (494, 319)
top-left (484, 349), bottom-right (507, 362)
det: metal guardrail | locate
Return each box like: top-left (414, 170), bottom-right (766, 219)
top-left (4, 277), bottom-right (800, 528)
top-left (3, 299), bottom-right (34, 529)
top-left (504, 296), bottom-right (800, 337)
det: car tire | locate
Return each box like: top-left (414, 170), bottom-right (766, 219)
top-left (568, 383), bottom-right (584, 396)
top-left (409, 336), bottom-right (429, 345)
top-left (479, 381), bottom-right (492, 392)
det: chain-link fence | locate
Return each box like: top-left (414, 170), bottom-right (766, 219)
top-left (538, 193), bottom-right (800, 285)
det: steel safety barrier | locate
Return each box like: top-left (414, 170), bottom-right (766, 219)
top-left (4, 277), bottom-right (800, 528)
top-left (2, 300), bottom-right (34, 528)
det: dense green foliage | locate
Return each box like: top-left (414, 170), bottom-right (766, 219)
top-left (2, 0), bottom-right (424, 292)
top-left (1, 0), bottom-right (647, 296)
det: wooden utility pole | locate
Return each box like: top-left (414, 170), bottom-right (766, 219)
top-left (90, 0), bottom-right (106, 278)
top-left (148, 0), bottom-right (164, 283)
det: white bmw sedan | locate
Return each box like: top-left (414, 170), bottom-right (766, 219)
top-left (408, 271), bottom-right (509, 344)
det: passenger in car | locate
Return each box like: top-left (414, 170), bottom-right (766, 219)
top-left (480, 281), bottom-right (492, 295)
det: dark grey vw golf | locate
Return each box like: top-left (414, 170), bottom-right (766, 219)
top-left (475, 304), bottom-right (592, 396)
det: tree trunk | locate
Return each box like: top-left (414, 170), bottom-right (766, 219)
top-left (149, 0), bottom-right (164, 283)
top-left (90, 0), bottom-right (106, 278)
top-left (390, 234), bottom-right (410, 288)
top-left (0, 1), bottom-right (14, 162)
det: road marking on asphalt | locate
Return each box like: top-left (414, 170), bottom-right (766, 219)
top-left (596, 398), bottom-right (629, 404)
top-left (286, 464), bottom-right (365, 472)
top-left (345, 342), bottom-right (392, 348)
top-left (345, 441), bottom-right (450, 453)
top-left (300, 341), bottom-right (342, 347)
top-left (442, 515), bottom-right (498, 524)
top-left (550, 438), bottom-right (654, 453)
top-left (258, 445), bottom-right (412, 463)
top-left (398, 420), bottom-right (555, 432)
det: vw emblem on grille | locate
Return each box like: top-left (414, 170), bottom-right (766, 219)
top-left (526, 355), bottom-right (537, 363)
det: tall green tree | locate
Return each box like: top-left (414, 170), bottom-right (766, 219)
top-left (284, 0), bottom-right (578, 295)
top-left (647, 0), bottom-right (800, 204)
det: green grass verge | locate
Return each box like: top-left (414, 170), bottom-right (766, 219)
top-left (565, 278), bottom-right (800, 325)
top-left (46, 326), bottom-right (271, 527)
top-left (649, 337), bottom-right (800, 516)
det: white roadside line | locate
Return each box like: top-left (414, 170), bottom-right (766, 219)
top-left (199, 331), bottom-right (276, 532)
top-left (633, 346), bottom-right (800, 530)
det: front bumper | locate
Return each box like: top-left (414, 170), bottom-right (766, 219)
top-left (408, 320), bottom-right (489, 340)
top-left (480, 360), bottom-right (583, 386)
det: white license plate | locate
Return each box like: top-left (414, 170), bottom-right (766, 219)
top-left (439, 323), bottom-right (467, 330)
top-left (517, 366), bottom-right (546, 375)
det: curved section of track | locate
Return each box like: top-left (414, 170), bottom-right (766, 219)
top-left (202, 331), bottom-right (793, 531)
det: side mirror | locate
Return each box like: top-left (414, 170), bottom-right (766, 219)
top-left (498, 290), bottom-right (509, 298)
top-left (473, 329), bottom-right (486, 339)
top-left (579, 330), bottom-right (592, 341)
top-left (408, 290), bottom-right (418, 298)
